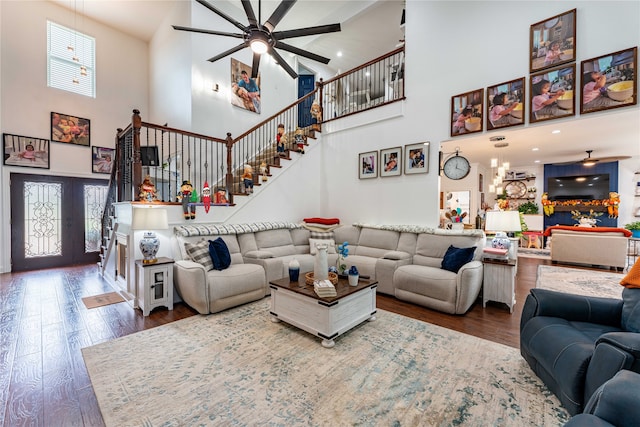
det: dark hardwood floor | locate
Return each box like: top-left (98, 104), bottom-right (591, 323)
top-left (0, 256), bottom-right (557, 426)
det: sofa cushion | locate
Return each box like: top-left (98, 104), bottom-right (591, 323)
top-left (209, 237), bottom-right (231, 271)
top-left (621, 287), bottom-right (640, 333)
top-left (355, 228), bottom-right (400, 258)
top-left (441, 245), bottom-right (476, 273)
top-left (394, 265), bottom-right (457, 302)
top-left (309, 238), bottom-right (337, 254)
top-left (254, 229), bottom-right (296, 257)
top-left (184, 240), bottom-right (213, 271)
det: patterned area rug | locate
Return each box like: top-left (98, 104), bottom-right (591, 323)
top-left (536, 265), bottom-right (624, 299)
top-left (82, 299), bottom-right (569, 426)
top-left (517, 247), bottom-right (551, 260)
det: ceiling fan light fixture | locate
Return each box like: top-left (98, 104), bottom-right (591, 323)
top-left (250, 38), bottom-right (269, 54)
top-left (583, 160), bottom-right (597, 166)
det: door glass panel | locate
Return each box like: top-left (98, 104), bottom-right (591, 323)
top-left (84, 184), bottom-right (109, 253)
top-left (24, 181), bottom-right (62, 258)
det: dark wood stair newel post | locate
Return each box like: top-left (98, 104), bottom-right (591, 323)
top-left (132, 109), bottom-right (142, 201)
top-left (225, 132), bottom-right (234, 205)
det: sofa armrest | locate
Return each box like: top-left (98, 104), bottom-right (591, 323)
top-left (520, 289), bottom-right (623, 329)
top-left (382, 250), bottom-right (412, 261)
top-left (597, 332), bottom-right (640, 358)
top-left (244, 250), bottom-right (275, 259)
top-left (454, 260), bottom-right (483, 314)
top-left (173, 260), bottom-right (209, 314)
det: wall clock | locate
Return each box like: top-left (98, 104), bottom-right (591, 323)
top-left (505, 180), bottom-right (527, 198)
top-left (442, 152), bottom-right (471, 180)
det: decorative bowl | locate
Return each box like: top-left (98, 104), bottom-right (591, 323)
top-left (510, 102), bottom-right (523, 119)
top-left (464, 117), bottom-right (481, 132)
top-left (606, 81), bottom-right (633, 102)
top-left (305, 271), bottom-right (338, 286)
top-left (556, 90), bottom-right (573, 110)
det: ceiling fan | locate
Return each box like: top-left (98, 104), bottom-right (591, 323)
top-left (172, 0), bottom-right (341, 79)
top-left (552, 150), bottom-right (631, 166)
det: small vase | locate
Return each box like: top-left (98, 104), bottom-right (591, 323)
top-left (336, 255), bottom-right (347, 275)
top-left (348, 274), bottom-right (359, 286)
top-left (313, 243), bottom-right (329, 281)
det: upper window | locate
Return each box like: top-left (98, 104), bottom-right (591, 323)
top-left (47, 21), bottom-right (95, 98)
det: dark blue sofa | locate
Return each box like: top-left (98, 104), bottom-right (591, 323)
top-left (564, 369), bottom-right (640, 426)
top-left (520, 288), bottom-right (640, 415)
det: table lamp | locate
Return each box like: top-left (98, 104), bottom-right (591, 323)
top-left (132, 207), bottom-right (168, 264)
top-left (485, 210), bottom-right (521, 258)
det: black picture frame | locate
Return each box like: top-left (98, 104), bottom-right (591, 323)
top-left (529, 64), bottom-right (576, 124)
top-left (140, 146), bottom-right (159, 166)
top-left (529, 8), bottom-right (576, 73)
top-left (580, 47), bottom-right (637, 115)
top-left (3, 133), bottom-right (50, 169)
top-left (51, 112), bottom-right (90, 146)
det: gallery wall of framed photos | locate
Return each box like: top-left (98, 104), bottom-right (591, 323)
top-left (359, 143), bottom-right (429, 180)
top-left (449, 8), bottom-right (637, 137)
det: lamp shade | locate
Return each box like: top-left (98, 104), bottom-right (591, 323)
top-left (132, 207), bottom-right (168, 264)
top-left (485, 210), bottom-right (521, 233)
top-left (132, 207), bottom-right (168, 231)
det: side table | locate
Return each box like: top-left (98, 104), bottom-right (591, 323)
top-left (482, 257), bottom-right (517, 313)
top-left (135, 257), bottom-right (174, 316)
top-left (629, 238), bottom-right (640, 270)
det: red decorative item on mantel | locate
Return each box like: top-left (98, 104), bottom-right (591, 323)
top-left (543, 225), bottom-right (632, 237)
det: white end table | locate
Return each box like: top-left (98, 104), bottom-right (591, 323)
top-left (482, 257), bottom-right (517, 313)
top-left (135, 257), bottom-right (174, 316)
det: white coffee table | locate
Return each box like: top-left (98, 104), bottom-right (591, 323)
top-left (269, 276), bottom-right (377, 348)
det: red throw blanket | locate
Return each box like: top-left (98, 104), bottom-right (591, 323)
top-left (543, 225), bottom-right (632, 237)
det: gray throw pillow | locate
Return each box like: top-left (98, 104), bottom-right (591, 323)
top-left (622, 287), bottom-right (640, 333)
top-left (185, 240), bottom-right (214, 271)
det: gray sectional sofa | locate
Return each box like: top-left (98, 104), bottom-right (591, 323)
top-left (172, 222), bottom-right (485, 315)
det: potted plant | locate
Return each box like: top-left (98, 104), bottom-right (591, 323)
top-left (624, 221), bottom-right (640, 238)
top-left (518, 201), bottom-right (539, 215)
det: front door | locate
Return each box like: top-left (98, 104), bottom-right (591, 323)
top-left (10, 173), bottom-right (108, 271)
top-left (297, 74), bottom-right (315, 128)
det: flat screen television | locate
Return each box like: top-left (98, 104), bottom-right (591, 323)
top-left (546, 174), bottom-right (610, 200)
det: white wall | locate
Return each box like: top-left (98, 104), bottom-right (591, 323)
top-left (0, 1), bottom-right (149, 272)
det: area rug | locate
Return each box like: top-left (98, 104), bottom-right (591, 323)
top-left (517, 247), bottom-right (551, 260)
top-left (81, 291), bottom-right (125, 309)
top-left (82, 299), bottom-right (569, 426)
top-left (536, 265), bottom-right (624, 299)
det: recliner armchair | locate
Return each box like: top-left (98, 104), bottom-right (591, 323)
top-left (520, 288), bottom-right (640, 415)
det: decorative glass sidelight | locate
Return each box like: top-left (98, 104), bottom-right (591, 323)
top-left (24, 181), bottom-right (62, 258)
top-left (84, 184), bottom-right (108, 252)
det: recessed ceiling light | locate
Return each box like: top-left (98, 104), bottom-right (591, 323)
top-left (337, 51), bottom-right (343, 57)
top-left (551, 130), bottom-right (561, 134)
top-left (532, 147), bottom-right (539, 151)
top-left (534, 160), bottom-right (540, 163)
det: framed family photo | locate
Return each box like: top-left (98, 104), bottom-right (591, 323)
top-left (404, 142), bottom-right (429, 175)
top-left (486, 78), bottom-right (525, 130)
top-left (529, 64), bottom-right (576, 124)
top-left (380, 147), bottom-right (402, 177)
top-left (358, 150), bottom-right (378, 179)
top-left (231, 58), bottom-right (261, 114)
top-left (530, 8), bottom-right (576, 73)
top-left (51, 112), bottom-right (90, 146)
top-left (580, 47), bottom-right (637, 115)
top-left (3, 133), bottom-right (50, 169)
top-left (451, 89), bottom-right (483, 137)
top-left (92, 146), bottom-right (115, 174)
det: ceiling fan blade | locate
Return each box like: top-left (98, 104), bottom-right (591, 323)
top-left (195, 0), bottom-right (247, 32)
top-left (172, 25), bottom-right (244, 39)
top-left (269, 47), bottom-right (298, 79)
top-left (207, 42), bottom-right (248, 63)
top-left (273, 23), bottom-right (342, 40)
top-left (592, 156), bottom-right (632, 163)
top-left (251, 52), bottom-right (261, 78)
top-left (263, 0), bottom-right (297, 32)
top-left (276, 41), bottom-right (331, 64)
top-left (241, 0), bottom-right (259, 28)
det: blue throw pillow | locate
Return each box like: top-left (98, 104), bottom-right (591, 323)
top-left (621, 287), bottom-right (640, 333)
top-left (441, 245), bottom-right (476, 273)
top-left (208, 237), bottom-right (231, 271)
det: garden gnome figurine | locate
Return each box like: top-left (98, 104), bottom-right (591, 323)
top-left (242, 164), bottom-right (254, 194)
top-left (260, 161), bottom-right (268, 182)
top-left (180, 180), bottom-right (196, 220)
top-left (202, 181), bottom-right (211, 213)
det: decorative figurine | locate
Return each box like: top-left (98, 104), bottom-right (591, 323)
top-left (605, 191), bottom-right (620, 218)
top-left (138, 175), bottom-right (158, 202)
top-left (310, 100), bottom-right (322, 131)
top-left (214, 187), bottom-right (229, 204)
top-left (202, 181), bottom-right (211, 213)
top-left (242, 164), bottom-right (254, 194)
top-left (180, 180), bottom-right (196, 220)
top-left (276, 124), bottom-right (286, 157)
top-left (260, 161), bottom-right (268, 182)
top-left (541, 192), bottom-right (554, 216)
top-left (293, 128), bottom-right (305, 154)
